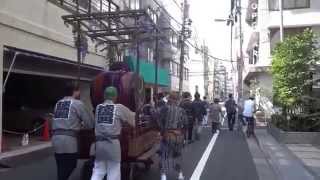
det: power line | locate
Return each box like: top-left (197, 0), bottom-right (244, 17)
top-left (185, 40), bottom-right (237, 63)
top-left (149, 1), bottom-right (237, 65)
top-left (170, 0), bottom-right (184, 12)
top-left (151, 0), bottom-right (182, 27)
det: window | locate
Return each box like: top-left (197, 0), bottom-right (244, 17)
top-left (184, 68), bottom-right (189, 80)
top-left (171, 62), bottom-right (177, 76)
top-left (249, 45), bottom-right (259, 65)
top-left (129, 0), bottom-right (140, 10)
top-left (269, 0), bottom-right (310, 10)
top-left (147, 48), bottom-right (153, 62)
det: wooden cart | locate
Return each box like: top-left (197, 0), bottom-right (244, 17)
top-left (79, 65), bottom-right (160, 180)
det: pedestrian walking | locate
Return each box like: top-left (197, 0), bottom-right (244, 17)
top-left (192, 93), bottom-right (207, 140)
top-left (90, 86), bottom-right (136, 180)
top-left (243, 96), bottom-right (256, 137)
top-left (225, 94), bottom-right (237, 131)
top-left (202, 96), bottom-right (209, 126)
top-left (208, 98), bottom-right (223, 134)
top-left (179, 92), bottom-right (195, 144)
top-left (158, 92), bottom-right (187, 180)
top-left (52, 81), bottom-right (94, 180)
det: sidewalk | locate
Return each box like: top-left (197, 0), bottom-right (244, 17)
top-left (287, 144), bottom-right (320, 180)
top-left (254, 128), bottom-right (315, 180)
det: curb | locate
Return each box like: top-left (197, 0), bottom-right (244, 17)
top-left (252, 129), bottom-right (283, 180)
top-left (256, 128), bottom-right (319, 180)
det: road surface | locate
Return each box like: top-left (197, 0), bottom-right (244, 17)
top-left (0, 127), bottom-right (259, 180)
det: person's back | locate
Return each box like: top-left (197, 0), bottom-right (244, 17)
top-left (225, 94), bottom-right (237, 131)
top-left (225, 98), bottom-right (236, 114)
top-left (243, 99), bottom-right (255, 118)
top-left (208, 103), bottom-right (222, 123)
top-left (192, 99), bottom-right (206, 121)
top-left (242, 97), bottom-right (256, 137)
top-left (180, 99), bottom-right (194, 119)
top-left (159, 93), bottom-right (186, 180)
top-left (209, 98), bottom-right (222, 134)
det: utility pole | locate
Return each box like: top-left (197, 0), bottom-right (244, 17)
top-left (237, 0), bottom-right (244, 103)
top-left (279, 0), bottom-right (284, 42)
top-left (154, 27), bottom-right (159, 96)
top-left (202, 43), bottom-right (209, 98)
top-left (178, 0), bottom-right (189, 97)
top-left (212, 59), bottom-right (217, 98)
top-left (224, 68), bottom-right (227, 100)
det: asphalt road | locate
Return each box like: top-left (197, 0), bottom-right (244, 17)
top-left (0, 127), bottom-right (259, 180)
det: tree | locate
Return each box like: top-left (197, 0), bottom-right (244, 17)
top-left (272, 29), bottom-right (320, 110)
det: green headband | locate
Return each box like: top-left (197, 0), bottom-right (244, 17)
top-left (104, 86), bottom-right (118, 99)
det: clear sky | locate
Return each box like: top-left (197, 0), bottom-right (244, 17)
top-left (160, 0), bottom-right (233, 95)
top-left (188, 0), bottom-right (232, 96)
top-left (189, 0), bottom-right (232, 67)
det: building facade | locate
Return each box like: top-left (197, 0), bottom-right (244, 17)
top-left (238, 0), bottom-right (320, 116)
top-left (0, 0), bottom-right (183, 153)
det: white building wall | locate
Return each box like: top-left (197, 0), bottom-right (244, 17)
top-left (267, 0), bottom-right (320, 28)
top-left (258, 0), bottom-right (320, 67)
top-left (0, 0), bottom-right (106, 67)
top-left (0, 0), bottom-right (107, 152)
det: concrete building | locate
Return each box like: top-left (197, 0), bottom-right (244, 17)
top-left (0, 0), bottom-right (181, 154)
top-left (237, 0), bottom-right (320, 115)
top-left (0, 0), bottom-right (109, 153)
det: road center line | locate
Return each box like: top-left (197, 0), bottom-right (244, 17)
top-left (190, 131), bottom-right (220, 180)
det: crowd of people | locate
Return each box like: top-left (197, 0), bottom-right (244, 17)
top-left (51, 81), bottom-right (256, 180)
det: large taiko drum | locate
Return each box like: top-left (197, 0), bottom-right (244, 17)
top-left (78, 65), bottom-right (158, 160)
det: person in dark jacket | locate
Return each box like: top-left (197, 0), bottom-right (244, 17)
top-left (225, 94), bottom-right (237, 131)
top-left (202, 96), bottom-right (209, 125)
top-left (179, 92), bottom-right (195, 144)
top-left (192, 93), bottom-right (206, 140)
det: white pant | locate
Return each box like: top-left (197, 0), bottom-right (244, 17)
top-left (91, 160), bottom-right (121, 180)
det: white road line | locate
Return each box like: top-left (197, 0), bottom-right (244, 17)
top-left (190, 131), bottom-right (220, 180)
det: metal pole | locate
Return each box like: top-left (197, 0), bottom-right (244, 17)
top-left (135, 17), bottom-right (140, 74)
top-left (238, 0), bottom-right (243, 102)
top-left (136, 38), bottom-right (140, 74)
top-left (154, 28), bottom-right (159, 96)
top-left (77, 22), bottom-right (81, 83)
top-left (212, 59), bottom-right (216, 98)
top-left (230, 21), bottom-right (234, 70)
top-left (279, 0), bottom-right (284, 42)
top-left (3, 52), bottom-right (18, 93)
top-left (224, 69), bottom-right (227, 100)
top-left (178, 0), bottom-right (187, 97)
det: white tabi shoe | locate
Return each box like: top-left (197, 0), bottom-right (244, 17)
top-left (178, 172), bottom-right (185, 180)
top-left (161, 173), bottom-right (167, 180)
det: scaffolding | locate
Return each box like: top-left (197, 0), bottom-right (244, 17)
top-left (51, 0), bottom-right (162, 77)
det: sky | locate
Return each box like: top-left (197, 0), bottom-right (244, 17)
top-left (189, 0), bottom-right (231, 63)
top-left (188, 0), bottom-right (232, 96)
top-left (160, 0), bottom-right (233, 96)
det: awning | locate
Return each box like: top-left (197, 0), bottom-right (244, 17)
top-left (246, 32), bottom-right (260, 53)
top-left (124, 56), bottom-right (170, 87)
top-left (3, 46), bottom-right (103, 81)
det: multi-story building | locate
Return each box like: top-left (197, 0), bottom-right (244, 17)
top-left (237, 0), bottom-right (320, 115)
top-left (0, 0), bottom-right (183, 154)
